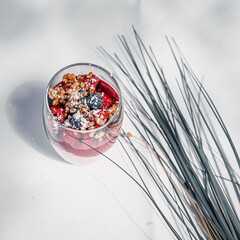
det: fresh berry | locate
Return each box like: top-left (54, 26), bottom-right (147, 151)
top-left (69, 117), bottom-right (82, 129)
top-left (86, 94), bottom-right (103, 110)
top-left (48, 96), bottom-right (53, 107)
top-left (50, 106), bottom-right (66, 123)
top-left (94, 109), bottom-right (108, 126)
top-left (69, 111), bottom-right (89, 130)
top-left (55, 81), bottom-right (71, 90)
top-left (88, 113), bottom-right (95, 122)
top-left (48, 72), bottom-right (120, 131)
top-left (98, 92), bottom-right (113, 109)
top-left (97, 80), bottom-right (119, 102)
top-left (82, 73), bottom-right (100, 91)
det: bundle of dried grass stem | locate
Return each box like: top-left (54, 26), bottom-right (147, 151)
top-left (98, 27), bottom-right (239, 240)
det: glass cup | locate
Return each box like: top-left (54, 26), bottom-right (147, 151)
top-left (43, 63), bottom-right (123, 165)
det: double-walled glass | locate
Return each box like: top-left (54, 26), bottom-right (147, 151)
top-left (43, 63), bottom-right (123, 165)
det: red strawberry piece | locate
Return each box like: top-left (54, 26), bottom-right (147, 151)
top-left (54, 81), bottom-right (70, 90)
top-left (98, 92), bottom-right (113, 109)
top-left (97, 79), bottom-right (119, 102)
top-left (62, 82), bottom-right (71, 90)
top-left (54, 81), bottom-right (63, 88)
top-left (82, 74), bottom-right (100, 91)
top-left (88, 113), bottom-right (95, 122)
top-left (95, 124), bottom-right (102, 129)
top-left (50, 106), bottom-right (66, 123)
top-left (94, 109), bottom-right (108, 127)
top-left (91, 74), bottom-right (100, 88)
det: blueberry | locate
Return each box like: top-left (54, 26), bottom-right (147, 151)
top-left (69, 117), bottom-right (82, 129)
top-left (86, 94), bottom-right (103, 110)
top-left (69, 111), bottom-right (89, 129)
top-left (48, 96), bottom-right (53, 107)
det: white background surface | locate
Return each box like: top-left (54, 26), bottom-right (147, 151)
top-left (0, 0), bottom-right (240, 239)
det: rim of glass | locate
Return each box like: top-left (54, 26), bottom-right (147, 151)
top-left (45, 62), bottom-right (122, 133)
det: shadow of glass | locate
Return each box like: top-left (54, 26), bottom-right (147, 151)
top-left (6, 81), bottom-right (64, 163)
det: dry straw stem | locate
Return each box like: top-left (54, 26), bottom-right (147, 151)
top-left (99, 27), bottom-right (240, 240)
top-left (127, 132), bottom-right (221, 240)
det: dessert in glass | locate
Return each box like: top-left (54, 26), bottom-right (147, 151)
top-left (43, 63), bottom-right (123, 165)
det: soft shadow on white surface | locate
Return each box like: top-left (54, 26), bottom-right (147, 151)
top-left (6, 81), bottom-right (63, 162)
top-left (0, 0), bottom-right (40, 41)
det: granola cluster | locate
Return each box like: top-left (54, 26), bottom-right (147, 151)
top-left (48, 72), bottom-right (119, 131)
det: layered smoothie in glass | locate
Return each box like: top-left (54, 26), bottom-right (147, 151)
top-left (43, 63), bottom-right (123, 164)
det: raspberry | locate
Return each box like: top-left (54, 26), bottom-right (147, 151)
top-left (50, 106), bottom-right (66, 123)
top-left (98, 92), bottom-right (113, 109)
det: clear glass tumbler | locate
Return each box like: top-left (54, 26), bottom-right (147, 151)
top-left (43, 63), bottom-right (123, 165)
